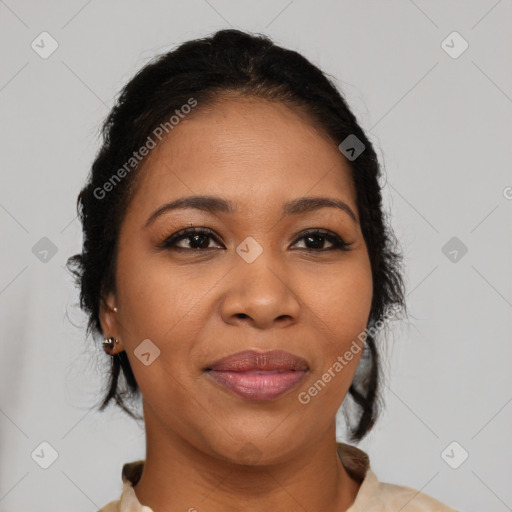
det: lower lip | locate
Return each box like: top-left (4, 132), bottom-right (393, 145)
top-left (206, 370), bottom-right (307, 401)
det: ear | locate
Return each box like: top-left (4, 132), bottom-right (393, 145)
top-left (99, 291), bottom-right (124, 354)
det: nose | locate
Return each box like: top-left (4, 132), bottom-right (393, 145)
top-left (220, 255), bottom-right (301, 330)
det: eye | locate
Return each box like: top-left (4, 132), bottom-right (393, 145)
top-left (291, 228), bottom-right (353, 252)
top-left (158, 227), bottom-right (353, 252)
top-left (158, 227), bottom-right (224, 251)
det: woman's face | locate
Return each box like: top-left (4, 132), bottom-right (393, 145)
top-left (100, 96), bottom-right (373, 464)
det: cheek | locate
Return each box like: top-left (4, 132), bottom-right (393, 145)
top-left (306, 257), bottom-right (373, 337)
top-left (117, 249), bottom-right (221, 340)
top-left (114, 251), bottom-right (217, 399)
top-left (303, 257), bottom-right (372, 389)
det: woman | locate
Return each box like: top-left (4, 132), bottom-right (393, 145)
top-left (67, 29), bottom-right (457, 511)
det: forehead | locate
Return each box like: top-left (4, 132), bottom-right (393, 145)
top-left (129, 97), bottom-right (357, 217)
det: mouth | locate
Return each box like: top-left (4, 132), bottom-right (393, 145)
top-left (203, 350), bottom-right (309, 401)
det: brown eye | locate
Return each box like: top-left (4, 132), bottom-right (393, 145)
top-left (158, 227), bottom-right (223, 251)
top-left (291, 229), bottom-right (353, 252)
top-left (158, 227), bottom-right (352, 253)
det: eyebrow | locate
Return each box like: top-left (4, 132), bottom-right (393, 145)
top-left (144, 195), bottom-right (358, 228)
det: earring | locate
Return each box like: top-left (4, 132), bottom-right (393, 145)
top-left (103, 336), bottom-right (119, 354)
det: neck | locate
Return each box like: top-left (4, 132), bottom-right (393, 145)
top-left (133, 406), bottom-right (361, 512)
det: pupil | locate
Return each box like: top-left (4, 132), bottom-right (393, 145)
top-left (306, 235), bottom-right (323, 249)
top-left (191, 234), bottom-right (208, 249)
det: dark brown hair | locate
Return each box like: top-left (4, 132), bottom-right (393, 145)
top-left (66, 28), bottom-right (406, 442)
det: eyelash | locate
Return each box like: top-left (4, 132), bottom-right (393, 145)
top-left (157, 226), bottom-right (353, 252)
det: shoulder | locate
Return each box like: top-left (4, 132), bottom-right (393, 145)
top-left (96, 460), bottom-right (146, 512)
top-left (337, 443), bottom-right (458, 512)
top-left (97, 499), bottom-right (120, 512)
top-left (350, 468), bottom-right (458, 511)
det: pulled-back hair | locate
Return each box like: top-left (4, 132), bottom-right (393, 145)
top-left (66, 28), bottom-right (406, 442)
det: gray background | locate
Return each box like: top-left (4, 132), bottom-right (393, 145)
top-left (1, 1), bottom-right (511, 510)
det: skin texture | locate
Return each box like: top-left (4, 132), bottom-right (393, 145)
top-left (99, 96), bottom-right (373, 512)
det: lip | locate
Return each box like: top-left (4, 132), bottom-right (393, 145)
top-left (205, 349), bottom-right (309, 372)
top-left (204, 350), bottom-right (309, 401)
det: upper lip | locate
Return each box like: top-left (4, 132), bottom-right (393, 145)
top-left (204, 350), bottom-right (309, 372)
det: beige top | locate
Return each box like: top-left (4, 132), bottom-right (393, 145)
top-left (98, 442), bottom-right (458, 511)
